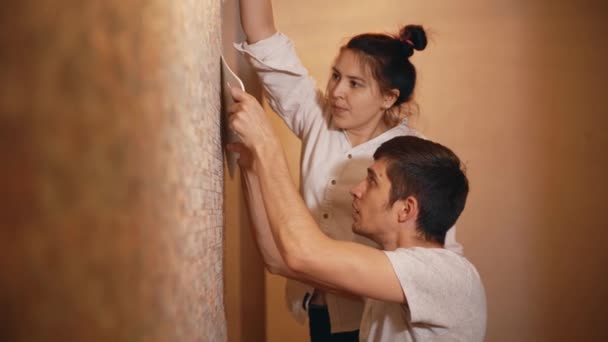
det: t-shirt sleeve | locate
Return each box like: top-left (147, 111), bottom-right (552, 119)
top-left (234, 32), bottom-right (324, 139)
top-left (384, 248), bottom-right (477, 328)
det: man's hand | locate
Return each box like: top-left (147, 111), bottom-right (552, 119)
top-left (227, 86), bottom-right (280, 156)
top-left (227, 142), bottom-right (254, 171)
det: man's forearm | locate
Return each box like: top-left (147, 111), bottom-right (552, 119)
top-left (226, 86), bottom-right (327, 276)
top-left (253, 143), bottom-right (327, 273)
top-left (240, 167), bottom-right (298, 277)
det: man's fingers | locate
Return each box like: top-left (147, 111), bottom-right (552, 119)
top-left (228, 112), bottom-right (247, 141)
top-left (225, 88), bottom-right (272, 151)
top-left (229, 85), bottom-right (249, 102)
top-left (226, 142), bottom-right (246, 154)
top-left (228, 112), bottom-right (239, 132)
top-left (227, 89), bottom-right (257, 118)
top-left (227, 101), bottom-right (242, 115)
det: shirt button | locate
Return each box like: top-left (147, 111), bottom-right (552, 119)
top-left (323, 213), bottom-right (329, 219)
top-left (347, 154), bottom-right (352, 159)
top-left (331, 179), bottom-right (336, 185)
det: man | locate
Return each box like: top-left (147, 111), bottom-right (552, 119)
top-left (227, 87), bottom-right (487, 341)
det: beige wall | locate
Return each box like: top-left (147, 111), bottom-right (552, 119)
top-left (0, 0), bottom-right (227, 340)
top-left (224, 0), bottom-right (608, 341)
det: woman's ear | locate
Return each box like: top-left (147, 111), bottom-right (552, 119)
top-left (383, 88), bottom-right (400, 109)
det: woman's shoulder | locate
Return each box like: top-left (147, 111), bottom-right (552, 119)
top-left (396, 122), bottom-right (424, 138)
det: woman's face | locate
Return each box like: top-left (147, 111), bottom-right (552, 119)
top-left (327, 49), bottom-right (396, 131)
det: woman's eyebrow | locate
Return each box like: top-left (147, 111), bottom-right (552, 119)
top-left (332, 67), bottom-right (367, 84)
top-left (347, 75), bottom-right (366, 84)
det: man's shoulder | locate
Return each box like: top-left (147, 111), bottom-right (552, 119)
top-left (384, 247), bottom-right (483, 294)
top-left (385, 246), bottom-right (466, 264)
top-left (383, 247), bottom-right (486, 338)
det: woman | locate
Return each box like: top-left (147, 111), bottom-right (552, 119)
top-left (233, 0), bottom-right (462, 340)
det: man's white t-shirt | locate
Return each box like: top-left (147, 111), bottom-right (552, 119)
top-left (360, 248), bottom-right (487, 341)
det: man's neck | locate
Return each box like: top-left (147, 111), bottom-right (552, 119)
top-left (376, 228), bottom-right (443, 251)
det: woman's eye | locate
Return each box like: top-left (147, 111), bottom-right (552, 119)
top-left (350, 81), bottom-right (360, 88)
top-left (331, 72), bottom-right (340, 80)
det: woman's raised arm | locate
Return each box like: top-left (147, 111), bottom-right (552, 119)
top-left (239, 0), bottom-right (277, 43)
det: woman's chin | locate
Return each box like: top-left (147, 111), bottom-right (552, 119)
top-left (331, 115), bottom-right (350, 130)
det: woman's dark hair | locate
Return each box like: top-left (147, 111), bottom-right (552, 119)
top-left (374, 136), bottom-right (469, 245)
top-left (343, 25), bottom-right (427, 125)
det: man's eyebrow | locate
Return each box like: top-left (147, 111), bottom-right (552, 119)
top-left (367, 168), bottom-right (378, 181)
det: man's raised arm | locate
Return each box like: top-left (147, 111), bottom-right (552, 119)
top-left (227, 87), bottom-right (405, 303)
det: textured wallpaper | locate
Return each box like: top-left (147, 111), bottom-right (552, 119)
top-left (0, 0), bottom-right (226, 341)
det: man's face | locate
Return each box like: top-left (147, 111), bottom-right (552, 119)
top-left (350, 158), bottom-right (396, 238)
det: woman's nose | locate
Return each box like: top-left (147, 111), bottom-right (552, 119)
top-left (330, 80), bottom-right (345, 98)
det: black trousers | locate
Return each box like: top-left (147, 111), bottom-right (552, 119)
top-left (308, 304), bottom-right (359, 342)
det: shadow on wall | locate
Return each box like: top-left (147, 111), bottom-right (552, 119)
top-left (220, 1), bottom-right (267, 342)
top-left (519, 3), bottom-right (608, 340)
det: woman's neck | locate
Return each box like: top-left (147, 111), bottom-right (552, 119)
top-left (345, 120), bottom-right (390, 147)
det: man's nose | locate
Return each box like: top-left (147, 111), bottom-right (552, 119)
top-left (350, 181), bottom-right (363, 198)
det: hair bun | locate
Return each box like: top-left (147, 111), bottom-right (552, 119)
top-left (399, 25), bottom-right (428, 55)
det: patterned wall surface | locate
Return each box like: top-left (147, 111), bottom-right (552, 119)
top-left (0, 0), bottom-right (226, 341)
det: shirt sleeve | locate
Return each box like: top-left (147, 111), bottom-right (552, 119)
top-left (234, 32), bottom-right (325, 139)
top-left (384, 248), bottom-right (476, 328)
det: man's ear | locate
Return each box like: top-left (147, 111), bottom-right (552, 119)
top-left (396, 196), bottom-right (418, 223)
top-left (383, 88), bottom-right (400, 109)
